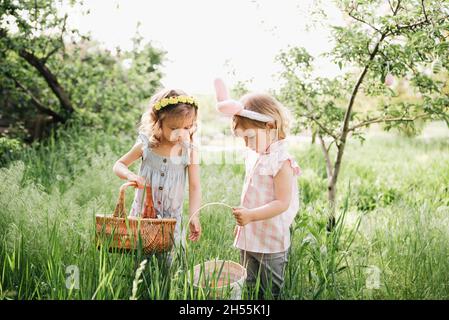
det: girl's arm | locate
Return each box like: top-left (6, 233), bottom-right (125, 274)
top-left (233, 161), bottom-right (293, 226)
top-left (112, 142), bottom-right (145, 188)
top-left (187, 147), bottom-right (202, 241)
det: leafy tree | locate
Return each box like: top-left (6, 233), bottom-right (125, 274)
top-left (277, 0), bottom-right (449, 229)
top-left (0, 0), bottom-right (165, 142)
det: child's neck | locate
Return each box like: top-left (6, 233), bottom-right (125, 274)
top-left (160, 139), bottom-right (178, 148)
top-left (153, 139), bottom-right (183, 157)
top-left (259, 138), bottom-right (279, 154)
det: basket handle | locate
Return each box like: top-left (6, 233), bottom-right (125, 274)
top-left (185, 202), bottom-right (249, 267)
top-left (113, 182), bottom-right (156, 219)
top-left (186, 202), bottom-right (233, 227)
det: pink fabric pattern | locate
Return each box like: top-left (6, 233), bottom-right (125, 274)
top-left (234, 139), bottom-right (301, 253)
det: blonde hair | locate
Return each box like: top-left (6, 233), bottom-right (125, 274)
top-left (138, 88), bottom-right (198, 148)
top-left (232, 92), bottom-right (290, 140)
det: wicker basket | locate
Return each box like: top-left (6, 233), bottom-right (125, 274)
top-left (192, 259), bottom-right (247, 300)
top-left (95, 181), bottom-right (177, 254)
top-left (181, 202), bottom-right (247, 299)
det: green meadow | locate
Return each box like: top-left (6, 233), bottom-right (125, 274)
top-left (1, 121), bottom-right (448, 300)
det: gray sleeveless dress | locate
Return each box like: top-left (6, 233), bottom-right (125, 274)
top-left (129, 133), bottom-right (190, 248)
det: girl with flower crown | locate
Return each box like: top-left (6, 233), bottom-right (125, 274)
top-left (113, 89), bottom-right (202, 260)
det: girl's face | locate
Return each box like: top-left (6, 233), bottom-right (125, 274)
top-left (234, 123), bottom-right (276, 153)
top-left (160, 112), bottom-right (196, 146)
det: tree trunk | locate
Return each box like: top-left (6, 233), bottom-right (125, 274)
top-left (327, 181), bottom-right (337, 231)
top-left (317, 133), bottom-right (337, 231)
top-left (325, 32), bottom-right (388, 231)
top-left (18, 49), bottom-right (75, 117)
top-left (311, 127), bottom-right (317, 144)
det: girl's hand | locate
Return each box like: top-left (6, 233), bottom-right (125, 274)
top-left (127, 173), bottom-right (146, 189)
top-left (232, 207), bottom-right (253, 226)
top-left (188, 216), bottom-right (201, 242)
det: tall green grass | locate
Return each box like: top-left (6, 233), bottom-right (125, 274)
top-left (1, 124), bottom-right (449, 299)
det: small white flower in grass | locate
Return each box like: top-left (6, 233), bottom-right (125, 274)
top-left (130, 259), bottom-right (147, 300)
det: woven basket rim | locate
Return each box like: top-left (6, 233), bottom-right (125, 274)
top-left (95, 214), bottom-right (177, 223)
top-left (199, 259), bottom-right (245, 269)
top-left (192, 259), bottom-right (247, 290)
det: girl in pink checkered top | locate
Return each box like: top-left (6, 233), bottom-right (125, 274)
top-left (214, 78), bottom-right (301, 299)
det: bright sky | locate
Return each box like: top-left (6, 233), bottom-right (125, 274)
top-left (65, 0), bottom-right (345, 94)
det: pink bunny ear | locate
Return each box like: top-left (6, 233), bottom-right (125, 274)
top-left (217, 100), bottom-right (244, 116)
top-left (214, 78), bottom-right (230, 102)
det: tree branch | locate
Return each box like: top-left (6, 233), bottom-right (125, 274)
top-left (300, 100), bottom-right (340, 141)
top-left (42, 45), bottom-right (61, 64)
top-left (42, 14), bottom-right (68, 64)
top-left (318, 133), bottom-right (334, 179)
top-left (348, 114), bottom-right (429, 132)
top-left (385, 1), bottom-right (449, 38)
top-left (338, 33), bottom-right (387, 143)
top-left (6, 73), bottom-right (66, 123)
top-left (421, 0), bottom-right (428, 21)
top-left (387, 15), bottom-right (449, 36)
top-left (1, 27), bottom-right (75, 116)
top-left (348, 7), bottom-right (381, 33)
top-left (300, 112), bottom-right (340, 141)
top-left (388, 19), bottom-right (429, 36)
top-left (393, 0), bottom-right (402, 15)
top-left (18, 49), bottom-right (75, 115)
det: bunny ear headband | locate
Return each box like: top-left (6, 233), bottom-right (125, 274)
top-left (214, 78), bottom-right (274, 123)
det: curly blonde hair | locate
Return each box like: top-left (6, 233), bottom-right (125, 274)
top-left (138, 88), bottom-right (198, 148)
top-left (232, 92), bottom-right (290, 140)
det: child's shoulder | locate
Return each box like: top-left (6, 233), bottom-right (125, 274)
top-left (136, 132), bottom-right (150, 145)
top-left (133, 132), bottom-right (150, 159)
top-left (260, 141), bottom-right (301, 177)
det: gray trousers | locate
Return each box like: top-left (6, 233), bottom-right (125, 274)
top-left (240, 249), bottom-right (289, 299)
